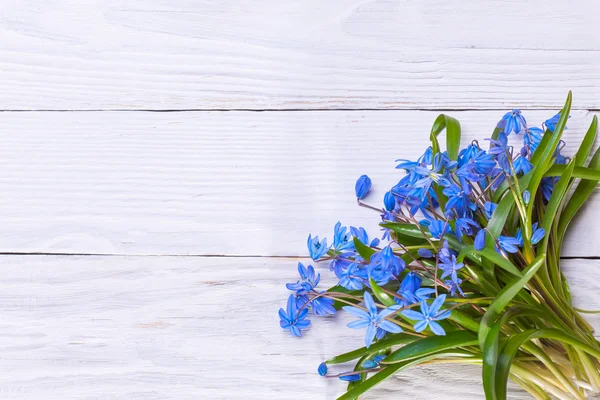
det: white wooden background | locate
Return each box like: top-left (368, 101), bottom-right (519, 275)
top-left (1, 1), bottom-right (600, 399)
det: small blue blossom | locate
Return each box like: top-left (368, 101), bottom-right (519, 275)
top-left (446, 278), bottom-right (465, 297)
top-left (397, 272), bottom-right (435, 307)
top-left (318, 362), bottom-right (328, 376)
top-left (307, 234), bottom-right (328, 261)
top-left (531, 227), bottom-right (546, 245)
top-left (279, 294), bottom-right (311, 337)
top-left (544, 112), bottom-right (570, 133)
top-left (361, 355), bottom-right (386, 369)
top-left (402, 294), bottom-right (452, 335)
top-left (501, 109), bottom-right (527, 135)
top-left (484, 201), bottom-right (497, 219)
top-left (286, 262), bottom-right (320, 294)
top-left (371, 246), bottom-right (405, 278)
top-left (333, 222), bottom-right (354, 251)
top-left (384, 191), bottom-right (396, 211)
top-left (418, 248), bottom-right (433, 258)
top-left (336, 263), bottom-right (366, 290)
top-left (498, 236), bottom-right (521, 254)
top-left (439, 255), bottom-right (465, 283)
top-left (522, 190), bottom-right (531, 205)
top-left (351, 226), bottom-right (380, 247)
top-left (355, 175), bottom-right (372, 199)
top-left (311, 294), bottom-right (337, 316)
top-left (339, 374), bottom-right (361, 382)
top-left (525, 127), bottom-right (544, 153)
top-left (474, 229), bottom-right (487, 251)
top-left (343, 292), bottom-right (403, 348)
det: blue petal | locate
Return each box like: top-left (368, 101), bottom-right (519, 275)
top-left (378, 320), bottom-right (403, 334)
top-left (402, 310), bottom-right (425, 321)
top-left (365, 324), bottom-right (377, 348)
top-left (347, 320), bottom-right (370, 329)
top-left (363, 291), bottom-right (378, 316)
top-left (414, 320), bottom-right (428, 332)
top-left (343, 306), bottom-right (370, 320)
top-left (429, 321), bottom-right (446, 336)
top-left (429, 294), bottom-right (446, 315)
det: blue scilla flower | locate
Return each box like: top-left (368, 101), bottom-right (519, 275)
top-left (361, 355), bottom-right (386, 369)
top-left (384, 191), bottom-right (396, 211)
top-left (339, 374), bottom-right (361, 382)
top-left (397, 272), bottom-right (435, 307)
top-left (371, 246), bottom-right (405, 278)
top-left (472, 150), bottom-right (496, 176)
top-left (307, 234), bottom-right (328, 261)
top-left (310, 294), bottom-right (336, 316)
top-left (427, 219), bottom-right (450, 239)
top-left (501, 109), bottom-right (527, 135)
top-left (455, 217), bottom-right (478, 242)
top-left (544, 112), bottom-right (569, 133)
top-left (355, 175), bottom-right (372, 199)
top-left (498, 235), bottom-right (521, 253)
top-left (286, 262), bottom-right (320, 294)
top-left (531, 227), bottom-right (546, 245)
top-left (541, 177), bottom-right (557, 201)
top-left (318, 362), bottom-right (328, 376)
top-left (446, 278), bottom-right (465, 297)
top-left (402, 294), bottom-right (452, 336)
top-left (333, 221), bottom-right (354, 251)
top-left (474, 229), bottom-right (487, 251)
top-left (439, 254), bottom-right (465, 283)
top-left (484, 201), bottom-right (497, 219)
top-left (514, 152), bottom-right (533, 176)
top-left (444, 184), bottom-right (476, 218)
top-left (458, 143), bottom-right (480, 167)
top-left (525, 127), bottom-right (544, 154)
top-left (351, 226), bottom-right (380, 247)
top-left (522, 190), bottom-right (531, 205)
top-left (418, 248), bottom-right (433, 258)
top-left (279, 294), bottom-right (310, 337)
top-left (337, 263), bottom-right (366, 290)
top-left (343, 292), bottom-right (403, 348)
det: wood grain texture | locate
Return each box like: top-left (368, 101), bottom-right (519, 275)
top-left (1, 109), bottom-right (598, 257)
top-left (1, 255), bottom-right (597, 399)
top-left (1, 0), bottom-right (599, 110)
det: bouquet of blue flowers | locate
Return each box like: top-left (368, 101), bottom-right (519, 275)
top-left (279, 92), bottom-right (600, 399)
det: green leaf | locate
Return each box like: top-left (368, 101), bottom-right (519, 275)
top-left (487, 173), bottom-right (532, 238)
top-left (495, 328), bottom-right (600, 399)
top-left (326, 334), bottom-right (416, 365)
top-left (382, 330), bottom-right (478, 364)
top-left (369, 278), bottom-right (397, 307)
top-left (539, 160), bottom-right (574, 250)
top-left (574, 115), bottom-right (598, 167)
top-left (558, 144), bottom-right (600, 243)
top-left (459, 246), bottom-right (522, 277)
top-left (337, 351), bottom-right (475, 400)
top-left (478, 254), bottom-right (545, 350)
top-left (430, 114), bottom-right (461, 160)
top-left (545, 164), bottom-right (600, 180)
top-left (353, 237), bottom-right (376, 263)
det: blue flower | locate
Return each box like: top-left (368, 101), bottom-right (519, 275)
top-left (318, 362), bottom-right (328, 376)
top-left (311, 293), bottom-right (336, 316)
top-left (384, 191), bottom-right (396, 211)
top-left (279, 294), bottom-right (311, 337)
top-left (446, 278), bottom-right (465, 297)
top-left (343, 292), bottom-right (403, 348)
top-left (333, 222), bottom-right (354, 251)
top-left (439, 255), bottom-right (464, 283)
top-left (351, 226), bottom-right (380, 247)
top-left (339, 374), bottom-right (361, 382)
top-left (522, 190), bottom-right (531, 205)
top-left (484, 201), bottom-right (497, 219)
top-left (418, 248), bottom-right (433, 258)
top-left (514, 153), bottom-right (533, 175)
top-left (474, 229), bottom-right (487, 250)
top-left (544, 112), bottom-right (569, 133)
top-left (336, 263), bottom-right (365, 290)
top-left (498, 235), bottom-right (521, 253)
top-left (371, 246), bottom-right (405, 278)
top-left (531, 227), bottom-right (546, 245)
top-left (307, 234), bottom-right (328, 261)
top-left (427, 219), bottom-right (450, 239)
top-left (361, 355), bottom-right (386, 369)
top-left (286, 262), bottom-right (320, 294)
top-left (458, 143), bottom-right (480, 167)
top-left (525, 127), bottom-right (544, 153)
top-left (397, 272), bottom-right (435, 307)
top-left (402, 294), bottom-right (452, 335)
top-left (455, 217), bottom-right (478, 242)
top-left (355, 175), bottom-right (372, 199)
top-left (501, 109), bottom-right (527, 135)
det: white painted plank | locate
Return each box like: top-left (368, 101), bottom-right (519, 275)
top-left (3, 255), bottom-right (597, 399)
top-left (0, 0), bottom-right (599, 110)
top-left (0, 110), bottom-right (598, 257)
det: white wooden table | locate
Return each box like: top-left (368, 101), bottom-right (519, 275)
top-left (1, 1), bottom-right (599, 399)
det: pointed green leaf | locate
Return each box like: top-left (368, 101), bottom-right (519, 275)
top-left (430, 114), bottom-right (461, 160)
top-left (382, 330), bottom-right (478, 364)
top-left (353, 237), bottom-right (376, 263)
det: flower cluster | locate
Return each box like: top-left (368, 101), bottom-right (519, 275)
top-left (278, 95), bottom-right (600, 400)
